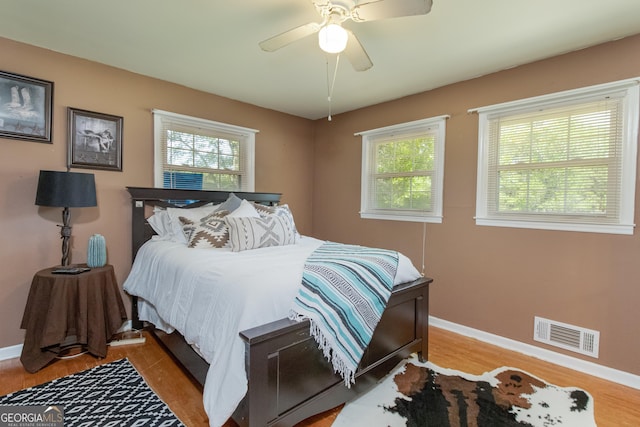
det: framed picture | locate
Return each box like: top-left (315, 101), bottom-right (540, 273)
top-left (68, 107), bottom-right (123, 171)
top-left (0, 71), bottom-right (53, 143)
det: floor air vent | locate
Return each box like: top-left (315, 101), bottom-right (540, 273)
top-left (534, 316), bottom-right (599, 358)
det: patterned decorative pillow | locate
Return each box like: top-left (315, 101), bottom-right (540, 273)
top-left (251, 203), bottom-right (300, 237)
top-left (225, 215), bottom-right (298, 252)
top-left (179, 210), bottom-right (231, 249)
top-left (166, 203), bottom-right (220, 244)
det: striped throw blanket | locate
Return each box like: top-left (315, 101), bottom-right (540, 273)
top-left (290, 242), bottom-right (399, 386)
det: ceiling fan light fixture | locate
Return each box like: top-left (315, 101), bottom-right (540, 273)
top-left (318, 23), bottom-right (348, 54)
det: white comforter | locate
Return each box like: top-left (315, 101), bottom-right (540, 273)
top-left (123, 236), bottom-right (421, 427)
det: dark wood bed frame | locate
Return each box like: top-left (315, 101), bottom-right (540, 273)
top-left (126, 187), bottom-right (432, 427)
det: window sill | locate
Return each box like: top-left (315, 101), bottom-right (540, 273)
top-left (475, 217), bottom-right (635, 235)
top-left (361, 212), bottom-right (443, 223)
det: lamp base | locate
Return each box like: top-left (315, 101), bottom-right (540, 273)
top-left (59, 207), bottom-right (71, 266)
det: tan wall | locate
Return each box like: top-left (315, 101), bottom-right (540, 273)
top-left (3, 32), bottom-right (640, 378)
top-left (312, 34), bottom-right (640, 375)
top-left (0, 37), bottom-right (315, 348)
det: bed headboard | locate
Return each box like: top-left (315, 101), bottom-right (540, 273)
top-left (126, 187), bottom-right (282, 329)
top-left (126, 186), bottom-right (282, 261)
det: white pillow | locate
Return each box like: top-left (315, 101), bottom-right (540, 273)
top-left (147, 207), bottom-right (173, 240)
top-left (225, 215), bottom-right (298, 252)
top-left (148, 198), bottom-right (260, 244)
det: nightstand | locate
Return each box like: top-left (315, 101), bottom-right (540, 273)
top-left (20, 264), bottom-right (127, 373)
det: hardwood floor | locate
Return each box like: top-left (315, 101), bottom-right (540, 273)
top-left (1, 326), bottom-right (639, 426)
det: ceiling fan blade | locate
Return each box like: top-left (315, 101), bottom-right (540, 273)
top-left (351, 0), bottom-right (433, 22)
top-left (259, 22), bottom-right (321, 52)
top-left (343, 30), bottom-right (373, 72)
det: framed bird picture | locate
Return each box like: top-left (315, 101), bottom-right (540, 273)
top-left (0, 70), bottom-right (53, 143)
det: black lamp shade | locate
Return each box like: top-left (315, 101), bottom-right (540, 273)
top-left (35, 170), bottom-right (97, 208)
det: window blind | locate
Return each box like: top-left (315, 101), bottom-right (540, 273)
top-left (472, 78), bottom-right (639, 234)
top-left (486, 97), bottom-right (623, 223)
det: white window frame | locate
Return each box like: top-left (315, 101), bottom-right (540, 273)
top-left (470, 78), bottom-right (640, 235)
top-left (153, 109), bottom-right (257, 192)
top-left (357, 115), bottom-right (448, 223)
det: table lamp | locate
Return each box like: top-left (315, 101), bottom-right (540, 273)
top-left (35, 170), bottom-right (97, 267)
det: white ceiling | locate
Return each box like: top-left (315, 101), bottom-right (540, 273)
top-left (1, 0), bottom-right (640, 120)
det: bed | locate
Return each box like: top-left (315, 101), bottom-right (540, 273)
top-left (123, 187), bottom-right (432, 427)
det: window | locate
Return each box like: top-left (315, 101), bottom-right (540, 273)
top-left (472, 78), bottom-right (639, 234)
top-left (357, 116), bottom-right (448, 223)
top-left (153, 110), bottom-right (257, 192)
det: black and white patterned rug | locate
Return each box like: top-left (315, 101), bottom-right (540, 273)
top-left (0, 358), bottom-right (185, 426)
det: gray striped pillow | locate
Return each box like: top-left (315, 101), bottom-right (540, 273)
top-left (225, 215), bottom-right (298, 252)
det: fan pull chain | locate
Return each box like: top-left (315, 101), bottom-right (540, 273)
top-left (326, 54), bottom-right (341, 121)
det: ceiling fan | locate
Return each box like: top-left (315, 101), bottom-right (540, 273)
top-left (259, 0), bottom-right (433, 72)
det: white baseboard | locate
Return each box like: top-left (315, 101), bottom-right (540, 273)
top-left (430, 316), bottom-right (640, 390)
top-left (3, 316), bottom-right (637, 389)
top-left (0, 320), bottom-right (131, 363)
top-left (0, 344), bottom-right (22, 362)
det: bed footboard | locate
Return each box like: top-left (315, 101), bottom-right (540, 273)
top-left (233, 276), bottom-right (431, 427)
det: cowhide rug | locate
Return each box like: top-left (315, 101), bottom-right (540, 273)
top-left (333, 355), bottom-right (596, 427)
